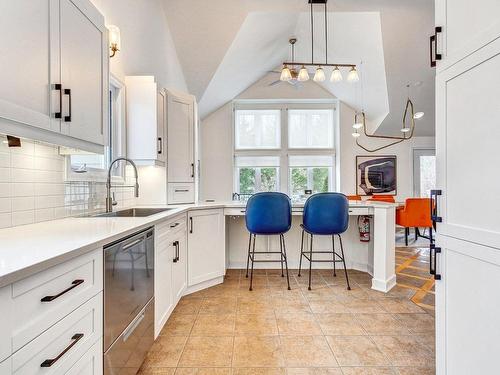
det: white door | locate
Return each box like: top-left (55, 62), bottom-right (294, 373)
top-left (187, 209), bottom-right (225, 286)
top-left (171, 231), bottom-right (187, 303)
top-left (154, 234), bottom-right (173, 337)
top-left (157, 91), bottom-right (167, 164)
top-left (0, 0), bottom-right (58, 132)
top-left (435, 0), bottom-right (500, 71)
top-left (434, 2), bottom-right (500, 373)
top-left (413, 148), bottom-right (436, 197)
top-left (60, 0), bottom-right (106, 145)
top-left (167, 93), bottom-right (194, 183)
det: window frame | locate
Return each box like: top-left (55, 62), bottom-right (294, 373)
top-left (65, 74), bottom-right (127, 183)
top-left (232, 100), bottom-right (339, 198)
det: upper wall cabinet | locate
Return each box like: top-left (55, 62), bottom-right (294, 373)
top-left (434, 0), bottom-right (500, 71)
top-left (0, 0), bottom-right (107, 153)
top-left (126, 76), bottom-right (166, 166)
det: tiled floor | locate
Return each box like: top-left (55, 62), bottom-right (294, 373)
top-left (139, 247), bottom-right (435, 375)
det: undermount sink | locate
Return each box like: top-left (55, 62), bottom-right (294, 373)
top-left (93, 207), bottom-right (174, 217)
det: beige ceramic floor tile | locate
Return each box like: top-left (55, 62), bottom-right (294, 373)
top-left (356, 314), bottom-right (411, 335)
top-left (371, 336), bottom-right (434, 367)
top-left (286, 369), bottom-right (343, 375)
top-left (142, 336), bottom-right (188, 367)
top-left (308, 299), bottom-right (349, 314)
top-left (200, 297), bottom-right (238, 314)
top-left (173, 298), bottom-right (205, 315)
top-left (315, 313), bottom-right (366, 335)
top-left (326, 336), bottom-right (389, 366)
top-left (232, 336), bottom-right (284, 367)
top-left (392, 313), bottom-right (435, 334)
top-left (191, 314), bottom-right (235, 336)
top-left (161, 314), bottom-right (197, 336)
top-left (396, 367), bottom-right (435, 375)
top-left (237, 298), bottom-right (276, 314)
top-left (340, 368), bottom-right (395, 375)
top-left (235, 313), bottom-right (279, 335)
top-left (233, 369), bottom-right (286, 375)
top-left (344, 299), bottom-right (386, 314)
top-left (178, 336), bottom-right (234, 367)
top-left (138, 368), bottom-right (176, 375)
top-left (175, 368), bottom-right (231, 375)
top-left (280, 336), bottom-right (338, 367)
top-left (276, 313), bottom-right (322, 335)
top-left (376, 298), bottom-right (426, 314)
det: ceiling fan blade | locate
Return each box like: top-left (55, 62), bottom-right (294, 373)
top-left (268, 80), bottom-right (282, 87)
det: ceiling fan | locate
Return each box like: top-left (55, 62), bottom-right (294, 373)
top-left (268, 38), bottom-right (303, 89)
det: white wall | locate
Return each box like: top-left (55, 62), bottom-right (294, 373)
top-left (200, 74), bottom-right (435, 202)
top-left (90, 0), bottom-right (187, 91)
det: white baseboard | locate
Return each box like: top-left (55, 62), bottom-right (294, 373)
top-left (184, 276), bottom-right (224, 295)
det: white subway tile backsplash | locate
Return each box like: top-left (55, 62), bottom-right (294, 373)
top-left (0, 138), bottom-right (137, 228)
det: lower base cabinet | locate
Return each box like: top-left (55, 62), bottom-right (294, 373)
top-left (187, 209), bottom-right (225, 286)
top-left (67, 338), bottom-right (102, 375)
top-left (155, 214), bottom-right (188, 337)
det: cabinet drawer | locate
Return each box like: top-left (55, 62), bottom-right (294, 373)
top-left (348, 207), bottom-right (371, 216)
top-left (66, 338), bottom-right (102, 375)
top-left (168, 183), bottom-right (194, 204)
top-left (11, 292), bottom-right (103, 375)
top-left (7, 248), bottom-right (103, 354)
top-left (156, 213), bottom-right (187, 247)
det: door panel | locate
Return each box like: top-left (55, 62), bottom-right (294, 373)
top-left (157, 91), bottom-right (166, 164)
top-left (0, 0), bottom-right (56, 131)
top-left (168, 94), bottom-right (194, 183)
top-left (60, 0), bottom-right (104, 144)
top-left (172, 232), bottom-right (187, 303)
top-left (436, 235), bottom-right (500, 375)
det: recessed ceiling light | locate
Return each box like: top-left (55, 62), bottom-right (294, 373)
top-left (413, 111), bottom-right (424, 119)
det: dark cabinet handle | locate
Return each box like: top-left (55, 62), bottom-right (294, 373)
top-left (430, 245), bottom-right (442, 280)
top-left (170, 222), bottom-right (179, 228)
top-left (40, 333), bottom-right (84, 367)
top-left (430, 26), bottom-right (442, 67)
top-left (175, 189), bottom-right (189, 193)
top-left (430, 189), bottom-right (442, 227)
top-left (191, 163), bottom-right (195, 178)
top-left (157, 137), bottom-right (163, 154)
top-left (64, 88), bottom-right (72, 122)
top-left (173, 241), bottom-right (179, 262)
top-left (53, 84), bottom-right (62, 119)
top-left (189, 217), bottom-right (193, 234)
top-left (41, 279), bottom-right (84, 302)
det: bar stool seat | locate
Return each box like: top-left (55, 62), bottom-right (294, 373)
top-left (245, 192), bottom-right (292, 291)
top-left (298, 192), bottom-right (351, 290)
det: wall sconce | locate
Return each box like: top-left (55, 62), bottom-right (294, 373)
top-left (108, 25), bottom-right (121, 58)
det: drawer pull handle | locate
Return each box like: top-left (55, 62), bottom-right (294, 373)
top-left (175, 189), bottom-right (189, 193)
top-left (41, 279), bottom-right (84, 302)
top-left (40, 333), bottom-right (84, 367)
top-left (170, 222), bottom-right (180, 228)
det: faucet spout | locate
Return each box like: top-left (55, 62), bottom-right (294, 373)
top-left (106, 157), bottom-right (139, 212)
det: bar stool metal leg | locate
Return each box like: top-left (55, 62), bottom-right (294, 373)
top-left (280, 236), bottom-right (284, 277)
top-left (332, 235), bottom-right (337, 277)
top-left (281, 234), bottom-right (291, 290)
top-left (338, 234), bottom-right (351, 290)
top-left (249, 234), bottom-right (256, 291)
top-left (308, 234), bottom-right (313, 291)
top-left (245, 233), bottom-right (252, 278)
top-left (298, 229), bottom-right (304, 277)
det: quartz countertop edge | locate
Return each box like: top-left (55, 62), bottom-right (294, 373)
top-left (0, 200), bottom-right (396, 288)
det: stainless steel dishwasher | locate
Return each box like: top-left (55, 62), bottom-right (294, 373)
top-left (103, 226), bottom-right (154, 375)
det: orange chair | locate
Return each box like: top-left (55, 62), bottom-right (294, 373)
top-left (396, 198), bottom-right (432, 246)
top-left (368, 195), bottom-right (395, 203)
top-left (346, 195), bottom-right (362, 201)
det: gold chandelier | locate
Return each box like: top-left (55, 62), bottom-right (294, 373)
top-left (280, 0), bottom-right (359, 84)
top-left (352, 84), bottom-right (425, 152)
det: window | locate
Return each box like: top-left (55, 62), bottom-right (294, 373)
top-left (413, 149), bottom-right (436, 197)
top-left (235, 110), bottom-right (280, 149)
top-left (233, 103), bottom-right (337, 200)
top-left (66, 75), bottom-right (126, 180)
top-left (235, 156), bottom-right (280, 195)
top-left (289, 155), bottom-right (334, 201)
top-left (288, 109), bottom-right (334, 149)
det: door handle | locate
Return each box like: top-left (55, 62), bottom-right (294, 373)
top-left (189, 217), bottom-right (193, 234)
top-left (430, 189), bottom-right (442, 227)
top-left (430, 245), bottom-right (442, 280)
top-left (173, 241), bottom-right (179, 262)
top-left (191, 163), bottom-right (195, 178)
top-left (40, 333), bottom-right (83, 367)
top-left (429, 26), bottom-right (442, 67)
top-left (64, 88), bottom-right (72, 122)
top-left (41, 279), bottom-right (84, 302)
top-left (157, 137), bottom-right (163, 154)
top-left (53, 84), bottom-right (62, 119)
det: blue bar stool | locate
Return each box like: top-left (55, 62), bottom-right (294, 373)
top-left (298, 193), bottom-right (351, 291)
top-left (245, 192), bottom-right (292, 291)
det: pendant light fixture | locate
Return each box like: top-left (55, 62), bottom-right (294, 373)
top-left (353, 83), bottom-right (424, 152)
top-left (280, 0), bottom-right (357, 84)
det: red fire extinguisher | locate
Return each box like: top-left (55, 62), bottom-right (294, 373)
top-left (358, 215), bottom-right (370, 242)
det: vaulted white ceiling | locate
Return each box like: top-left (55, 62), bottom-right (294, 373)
top-left (162, 0), bottom-right (435, 135)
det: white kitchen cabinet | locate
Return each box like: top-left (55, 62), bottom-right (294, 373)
top-left (0, 0), bottom-right (107, 153)
top-left (167, 89), bottom-right (196, 203)
top-left (154, 214), bottom-right (187, 337)
top-left (65, 338), bottom-right (102, 375)
top-left (126, 76), bottom-right (166, 166)
top-left (187, 209), bottom-right (225, 286)
top-left (434, 1), bottom-right (500, 373)
top-left (434, 0), bottom-right (500, 72)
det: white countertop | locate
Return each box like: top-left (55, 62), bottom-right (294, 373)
top-left (0, 200), bottom-right (395, 288)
